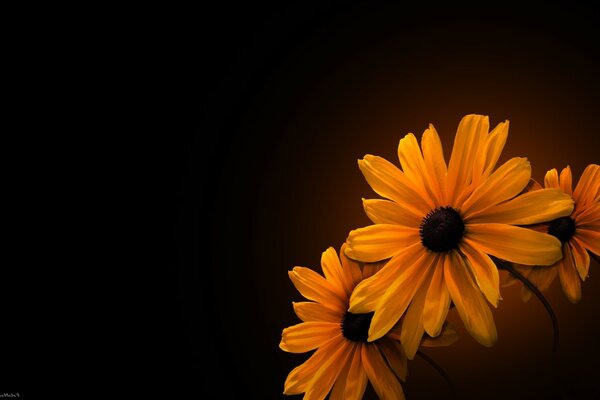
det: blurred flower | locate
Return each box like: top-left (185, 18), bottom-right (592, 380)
top-left (345, 114), bottom-right (574, 352)
top-left (281, 245), bottom-right (457, 400)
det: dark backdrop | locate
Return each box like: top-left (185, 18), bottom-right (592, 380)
top-left (170, 3), bottom-right (600, 399)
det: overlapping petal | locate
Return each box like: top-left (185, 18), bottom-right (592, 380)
top-left (558, 244), bottom-right (582, 303)
top-left (304, 339), bottom-right (353, 399)
top-left (400, 277), bottom-right (430, 359)
top-left (466, 223), bottom-right (562, 266)
top-left (465, 188), bottom-right (574, 225)
top-left (358, 155), bottom-right (433, 216)
top-left (422, 256), bottom-right (450, 337)
top-left (420, 124), bottom-right (447, 205)
top-left (573, 163), bottom-right (600, 208)
top-left (461, 157), bottom-right (531, 215)
top-left (447, 114), bottom-right (489, 204)
top-left (280, 322), bottom-right (341, 353)
top-left (444, 251), bottom-right (497, 347)
top-left (362, 344), bottom-right (406, 400)
top-left (292, 301), bottom-right (341, 323)
top-left (288, 267), bottom-right (346, 311)
top-left (460, 240), bottom-right (501, 306)
top-left (349, 243), bottom-right (423, 313)
top-left (345, 224), bottom-right (420, 262)
top-left (283, 336), bottom-right (345, 395)
top-left (362, 198), bottom-right (421, 227)
top-left (367, 252), bottom-right (436, 341)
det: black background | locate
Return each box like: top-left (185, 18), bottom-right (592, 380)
top-left (165, 2), bottom-right (600, 399)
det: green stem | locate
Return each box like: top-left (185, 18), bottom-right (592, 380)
top-left (494, 258), bottom-right (559, 359)
top-left (416, 350), bottom-right (457, 400)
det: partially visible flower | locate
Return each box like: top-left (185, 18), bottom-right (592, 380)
top-left (280, 245), bottom-right (457, 400)
top-left (344, 114), bottom-right (574, 352)
top-left (505, 164), bottom-right (600, 303)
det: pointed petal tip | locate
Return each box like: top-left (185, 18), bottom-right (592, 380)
top-left (282, 385), bottom-right (295, 396)
top-left (401, 132), bottom-right (416, 142)
top-left (423, 325), bottom-right (442, 338)
top-left (367, 326), bottom-right (385, 342)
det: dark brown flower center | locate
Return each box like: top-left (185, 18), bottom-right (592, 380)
top-left (547, 216), bottom-right (576, 243)
top-left (420, 207), bottom-right (465, 252)
top-left (341, 311), bottom-right (374, 342)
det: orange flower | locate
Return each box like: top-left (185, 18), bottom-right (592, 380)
top-left (345, 114), bottom-right (574, 353)
top-left (280, 245), bottom-right (457, 400)
top-left (505, 164), bottom-right (600, 303)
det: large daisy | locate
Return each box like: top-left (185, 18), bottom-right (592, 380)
top-left (505, 164), bottom-right (600, 303)
top-left (345, 114), bottom-right (574, 353)
top-left (280, 245), bottom-right (457, 400)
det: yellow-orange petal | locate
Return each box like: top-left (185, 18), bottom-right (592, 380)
top-left (340, 242), bottom-right (363, 291)
top-left (358, 155), bottom-right (432, 216)
top-left (321, 247), bottom-right (348, 298)
top-left (444, 250), bottom-right (497, 347)
top-left (423, 255), bottom-right (450, 337)
top-left (447, 114), bottom-right (489, 205)
top-left (574, 202), bottom-right (600, 225)
top-left (304, 339), bottom-right (353, 400)
top-left (329, 345), bottom-right (356, 400)
top-left (573, 164), bottom-right (600, 208)
top-left (345, 224), bottom-right (420, 263)
top-left (288, 267), bottom-right (346, 312)
top-left (461, 157), bottom-right (531, 215)
top-left (421, 124), bottom-right (447, 205)
top-left (559, 166), bottom-right (573, 195)
top-left (558, 244), bottom-right (581, 303)
top-left (398, 132), bottom-right (441, 206)
top-left (472, 121), bottom-right (509, 185)
top-left (349, 242), bottom-right (423, 313)
top-left (570, 237), bottom-right (590, 281)
top-left (544, 168), bottom-right (560, 189)
top-left (280, 322), bottom-right (341, 353)
top-left (398, 133), bottom-right (427, 188)
top-left (461, 240), bottom-right (501, 307)
top-left (362, 198), bottom-right (422, 228)
top-left (362, 344), bottom-right (406, 400)
top-left (368, 252), bottom-right (436, 341)
top-left (283, 336), bottom-right (344, 395)
top-left (465, 188), bottom-right (574, 225)
top-left (292, 302), bottom-right (341, 323)
top-left (466, 223), bottom-right (562, 266)
top-left (576, 229), bottom-right (600, 257)
top-left (343, 343), bottom-right (368, 400)
top-left (400, 276), bottom-right (430, 359)
top-left (481, 120), bottom-right (509, 181)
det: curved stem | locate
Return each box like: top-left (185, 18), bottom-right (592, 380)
top-left (416, 350), bottom-right (457, 400)
top-left (495, 259), bottom-right (559, 359)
